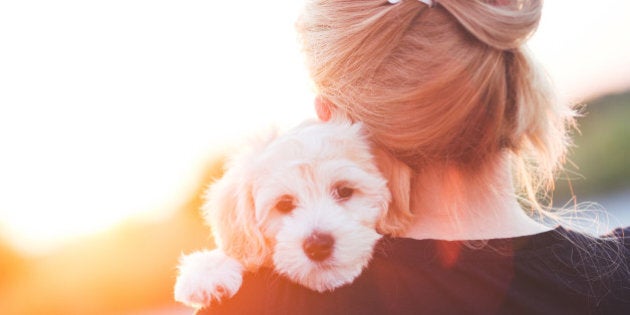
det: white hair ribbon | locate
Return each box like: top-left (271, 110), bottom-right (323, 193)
top-left (388, 0), bottom-right (434, 7)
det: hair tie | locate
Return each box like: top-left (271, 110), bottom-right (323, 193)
top-left (388, 0), bottom-right (435, 7)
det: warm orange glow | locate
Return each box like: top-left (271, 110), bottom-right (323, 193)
top-left (0, 158), bottom-right (223, 314)
top-left (437, 241), bottom-right (462, 269)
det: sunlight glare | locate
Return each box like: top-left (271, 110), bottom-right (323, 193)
top-left (0, 0), bottom-right (312, 255)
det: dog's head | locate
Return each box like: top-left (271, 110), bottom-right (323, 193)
top-left (203, 121), bottom-right (401, 291)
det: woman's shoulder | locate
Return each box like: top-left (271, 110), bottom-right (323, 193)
top-left (193, 268), bottom-right (273, 315)
top-left (505, 225), bottom-right (630, 312)
top-left (194, 266), bottom-right (382, 315)
top-left (601, 226), bottom-right (630, 242)
top-left (194, 226), bottom-right (630, 315)
top-left (373, 225), bottom-right (630, 313)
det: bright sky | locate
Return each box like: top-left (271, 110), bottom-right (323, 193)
top-left (1, 0), bottom-right (629, 255)
top-left (528, 0), bottom-right (630, 103)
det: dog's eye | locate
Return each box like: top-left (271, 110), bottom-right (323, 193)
top-left (275, 195), bottom-right (295, 214)
top-left (334, 186), bottom-right (354, 201)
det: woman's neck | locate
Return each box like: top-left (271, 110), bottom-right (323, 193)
top-left (402, 154), bottom-right (551, 240)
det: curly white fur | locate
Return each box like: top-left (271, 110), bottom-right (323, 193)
top-left (174, 250), bottom-right (243, 308)
top-left (174, 120), bottom-right (392, 308)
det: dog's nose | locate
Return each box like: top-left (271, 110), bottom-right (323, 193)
top-left (302, 232), bottom-right (335, 261)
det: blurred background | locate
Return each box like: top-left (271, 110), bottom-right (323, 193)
top-left (0, 1), bottom-right (628, 314)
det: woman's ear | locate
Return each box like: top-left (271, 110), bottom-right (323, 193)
top-left (314, 95), bottom-right (333, 121)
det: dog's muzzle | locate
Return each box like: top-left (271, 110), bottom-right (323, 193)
top-left (302, 232), bottom-right (334, 261)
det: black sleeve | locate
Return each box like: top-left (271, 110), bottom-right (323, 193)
top-left (601, 226), bottom-right (630, 240)
top-left (597, 226), bottom-right (630, 313)
top-left (194, 270), bottom-right (272, 315)
top-left (194, 267), bottom-right (383, 315)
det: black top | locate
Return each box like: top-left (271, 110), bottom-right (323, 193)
top-left (196, 226), bottom-right (630, 315)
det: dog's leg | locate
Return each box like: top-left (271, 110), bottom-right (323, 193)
top-left (174, 249), bottom-right (244, 308)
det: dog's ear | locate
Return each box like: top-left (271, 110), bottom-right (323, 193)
top-left (372, 147), bottom-right (415, 237)
top-left (202, 151), bottom-right (272, 272)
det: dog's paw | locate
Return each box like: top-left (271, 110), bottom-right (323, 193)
top-left (174, 249), bottom-right (244, 308)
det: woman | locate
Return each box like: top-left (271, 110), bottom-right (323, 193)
top-left (197, 0), bottom-right (629, 313)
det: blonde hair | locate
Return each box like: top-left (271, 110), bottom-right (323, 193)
top-left (297, 0), bottom-right (576, 232)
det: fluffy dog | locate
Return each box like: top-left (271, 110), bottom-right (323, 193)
top-left (174, 120), bottom-right (411, 308)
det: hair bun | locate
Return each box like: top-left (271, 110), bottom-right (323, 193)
top-left (439, 0), bottom-right (543, 50)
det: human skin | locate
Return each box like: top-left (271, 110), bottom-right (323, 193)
top-left (315, 98), bottom-right (551, 241)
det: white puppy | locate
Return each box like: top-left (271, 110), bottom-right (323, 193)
top-left (174, 120), bottom-right (411, 308)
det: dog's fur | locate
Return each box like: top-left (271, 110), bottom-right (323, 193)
top-left (174, 121), bottom-right (412, 308)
